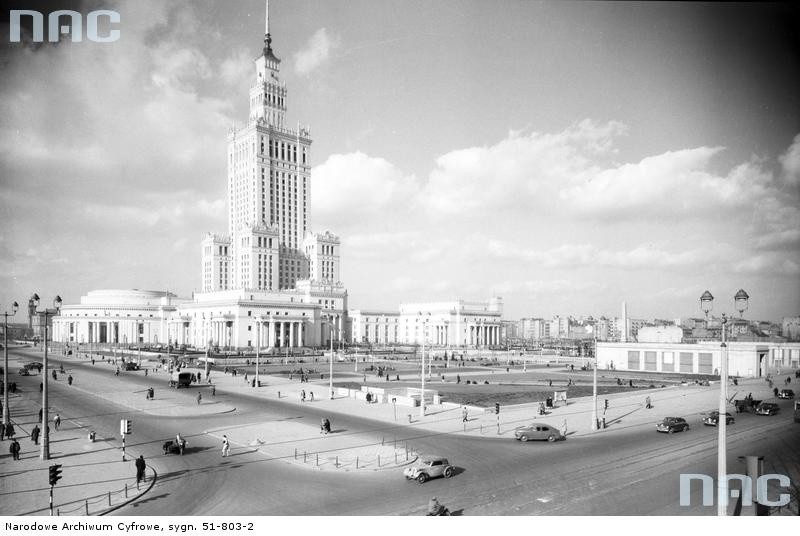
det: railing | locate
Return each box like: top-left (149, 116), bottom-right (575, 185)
top-left (53, 466), bottom-right (155, 516)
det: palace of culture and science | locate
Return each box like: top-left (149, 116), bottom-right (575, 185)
top-left (52, 4), bottom-right (504, 351)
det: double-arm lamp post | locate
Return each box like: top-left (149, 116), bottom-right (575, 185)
top-left (3, 301), bottom-right (19, 429)
top-left (699, 288), bottom-right (749, 516)
top-left (325, 314), bottom-right (335, 399)
top-left (32, 294), bottom-right (62, 461)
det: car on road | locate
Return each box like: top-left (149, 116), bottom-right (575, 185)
top-left (656, 417), bottom-right (690, 434)
top-left (777, 389), bottom-right (795, 400)
top-left (403, 455), bottom-right (454, 483)
top-left (17, 367), bottom-right (30, 376)
top-left (755, 402), bottom-right (780, 416)
top-left (702, 411), bottom-right (734, 426)
top-left (514, 423), bottom-right (564, 442)
top-left (123, 362), bottom-right (140, 371)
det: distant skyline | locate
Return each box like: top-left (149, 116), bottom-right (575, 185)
top-left (1, 0), bottom-right (799, 321)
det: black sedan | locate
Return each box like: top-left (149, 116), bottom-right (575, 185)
top-left (656, 417), bottom-right (690, 434)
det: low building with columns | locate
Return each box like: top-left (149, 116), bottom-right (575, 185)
top-left (349, 298), bottom-right (504, 347)
top-left (52, 289), bottom-right (186, 346)
top-left (53, 285), bottom-right (347, 351)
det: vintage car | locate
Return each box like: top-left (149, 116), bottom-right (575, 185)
top-left (777, 389), bottom-right (795, 400)
top-left (656, 417), bottom-right (690, 434)
top-left (403, 455), bottom-right (454, 483)
top-left (702, 411), bottom-right (734, 426)
top-left (514, 423), bottom-right (564, 442)
top-left (755, 402), bottom-right (780, 416)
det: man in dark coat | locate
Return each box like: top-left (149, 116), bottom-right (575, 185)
top-left (9, 438), bottom-right (21, 460)
top-left (135, 455), bottom-right (146, 489)
top-left (0, 422), bottom-right (5, 441)
top-left (31, 424), bottom-right (40, 445)
top-left (5, 422), bottom-right (15, 439)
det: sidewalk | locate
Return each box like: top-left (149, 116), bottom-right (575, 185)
top-left (0, 344), bottom-right (784, 516)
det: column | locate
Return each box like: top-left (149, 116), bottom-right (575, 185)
top-left (298, 322), bottom-right (304, 347)
top-left (289, 321), bottom-right (295, 348)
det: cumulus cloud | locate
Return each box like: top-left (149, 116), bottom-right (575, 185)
top-left (293, 28), bottom-right (340, 76)
top-left (309, 152), bottom-right (419, 230)
top-left (779, 134), bottom-right (800, 184)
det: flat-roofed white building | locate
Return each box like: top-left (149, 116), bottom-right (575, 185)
top-left (597, 340), bottom-right (800, 378)
top-left (52, 289), bottom-right (187, 346)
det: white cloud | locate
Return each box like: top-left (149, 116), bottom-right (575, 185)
top-left (293, 28), bottom-right (340, 76)
top-left (779, 133), bottom-right (800, 184)
top-left (310, 152), bottom-right (419, 231)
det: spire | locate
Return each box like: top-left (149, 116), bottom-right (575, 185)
top-left (263, 0), bottom-right (276, 59)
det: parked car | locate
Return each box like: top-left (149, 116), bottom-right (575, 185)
top-left (777, 389), bottom-right (795, 400)
top-left (514, 423), bottom-right (564, 442)
top-left (17, 367), bottom-right (30, 376)
top-left (656, 417), bottom-right (690, 434)
top-left (755, 402), bottom-right (780, 416)
top-left (403, 455), bottom-right (454, 483)
top-left (123, 362), bottom-right (140, 371)
top-left (702, 411), bottom-right (734, 426)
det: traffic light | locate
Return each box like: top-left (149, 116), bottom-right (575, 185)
top-left (495, 403), bottom-right (500, 415)
top-left (604, 399), bottom-right (609, 410)
top-left (120, 419), bottom-right (132, 435)
top-left (48, 464), bottom-right (62, 486)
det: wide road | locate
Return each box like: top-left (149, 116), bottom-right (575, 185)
top-left (7, 347), bottom-right (799, 515)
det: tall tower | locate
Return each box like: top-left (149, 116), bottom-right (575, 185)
top-left (226, 0), bottom-right (313, 291)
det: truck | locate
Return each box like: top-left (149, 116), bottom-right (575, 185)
top-left (169, 371), bottom-right (193, 388)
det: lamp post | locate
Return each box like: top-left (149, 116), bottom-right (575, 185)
top-left (3, 301), bottom-right (19, 428)
top-left (700, 288), bottom-right (749, 516)
top-left (255, 319), bottom-right (260, 387)
top-left (33, 294), bottom-right (62, 461)
top-left (419, 312), bottom-right (430, 418)
top-left (591, 335), bottom-right (598, 430)
top-left (328, 315), bottom-right (335, 399)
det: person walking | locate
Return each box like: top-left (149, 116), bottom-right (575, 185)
top-left (67, 375), bottom-right (73, 386)
top-left (221, 435), bottom-right (230, 457)
top-left (645, 396), bottom-right (652, 409)
top-left (211, 385), bottom-right (216, 397)
top-left (462, 406), bottom-right (469, 423)
top-left (5, 422), bottom-right (15, 439)
top-left (9, 438), bottom-right (21, 460)
top-left (54, 414), bottom-right (61, 431)
top-left (135, 455), bottom-right (146, 489)
top-left (309, 391), bottom-right (314, 402)
top-left (31, 424), bottom-right (40, 445)
top-left (197, 392), bottom-right (202, 405)
top-left (300, 389), bottom-right (306, 403)
top-left (0, 422), bottom-right (5, 441)
top-left (561, 419), bottom-right (568, 437)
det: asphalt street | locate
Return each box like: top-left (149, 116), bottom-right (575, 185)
top-left (3, 345), bottom-right (798, 516)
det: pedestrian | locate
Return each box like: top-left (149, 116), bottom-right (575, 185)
top-left (561, 419), bottom-right (568, 437)
top-left (68, 375), bottom-right (73, 386)
top-left (91, 358), bottom-right (95, 365)
top-left (0, 422), bottom-right (5, 440)
top-left (9, 438), bottom-right (21, 460)
top-left (31, 424), bottom-right (40, 445)
top-left (135, 455), bottom-right (146, 488)
top-left (38, 408), bottom-right (43, 422)
top-left (5, 422), bottom-right (15, 439)
top-left (244, 373), bottom-right (248, 383)
top-left (39, 382), bottom-right (43, 393)
top-left (629, 379), bottom-right (633, 388)
top-left (645, 396), bottom-right (652, 409)
top-left (145, 369), bottom-right (148, 376)
top-left (462, 406), bottom-right (468, 422)
top-left (309, 391), bottom-right (314, 402)
top-left (300, 389), bottom-right (306, 402)
top-left (53, 414), bottom-right (61, 430)
top-left (221, 434), bottom-right (230, 457)
top-left (197, 392), bottom-right (202, 405)
top-left (456, 374), bottom-right (461, 384)
top-left (549, 379), bottom-right (553, 387)
top-left (211, 385), bottom-right (216, 397)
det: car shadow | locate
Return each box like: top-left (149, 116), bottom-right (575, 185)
top-left (451, 466), bottom-right (467, 477)
top-left (450, 508), bottom-right (465, 516)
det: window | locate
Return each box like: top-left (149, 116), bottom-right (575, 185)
top-left (662, 352), bottom-right (674, 372)
top-left (698, 352), bottom-right (713, 374)
top-left (627, 351), bottom-right (640, 370)
top-left (644, 351), bottom-right (657, 371)
top-left (679, 352), bottom-right (693, 373)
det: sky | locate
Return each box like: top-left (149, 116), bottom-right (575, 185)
top-left (1, 0), bottom-right (799, 322)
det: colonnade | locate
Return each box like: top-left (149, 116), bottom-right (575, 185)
top-left (253, 317), bottom-right (307, 349)
top-left (468, 323), bottom-right (500, 346)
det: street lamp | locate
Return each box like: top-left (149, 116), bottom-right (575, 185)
top-left (591, 334), bottom-right (598, 431)
top-left (700, 288), bottom-right (749, 516)
top-left (419, 312), bottom-right (430, 418)
top-left (255, 318), bottom-right (260, 387)
top-left (32, 293), bottom-right (62, 461)
top-left (3, 301), bottom-right (19, 429)
top-left (325, 314), bottom-right (335, 399)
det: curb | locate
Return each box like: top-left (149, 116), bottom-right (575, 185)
top-left (99, 465), bottom-right (157, 516)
